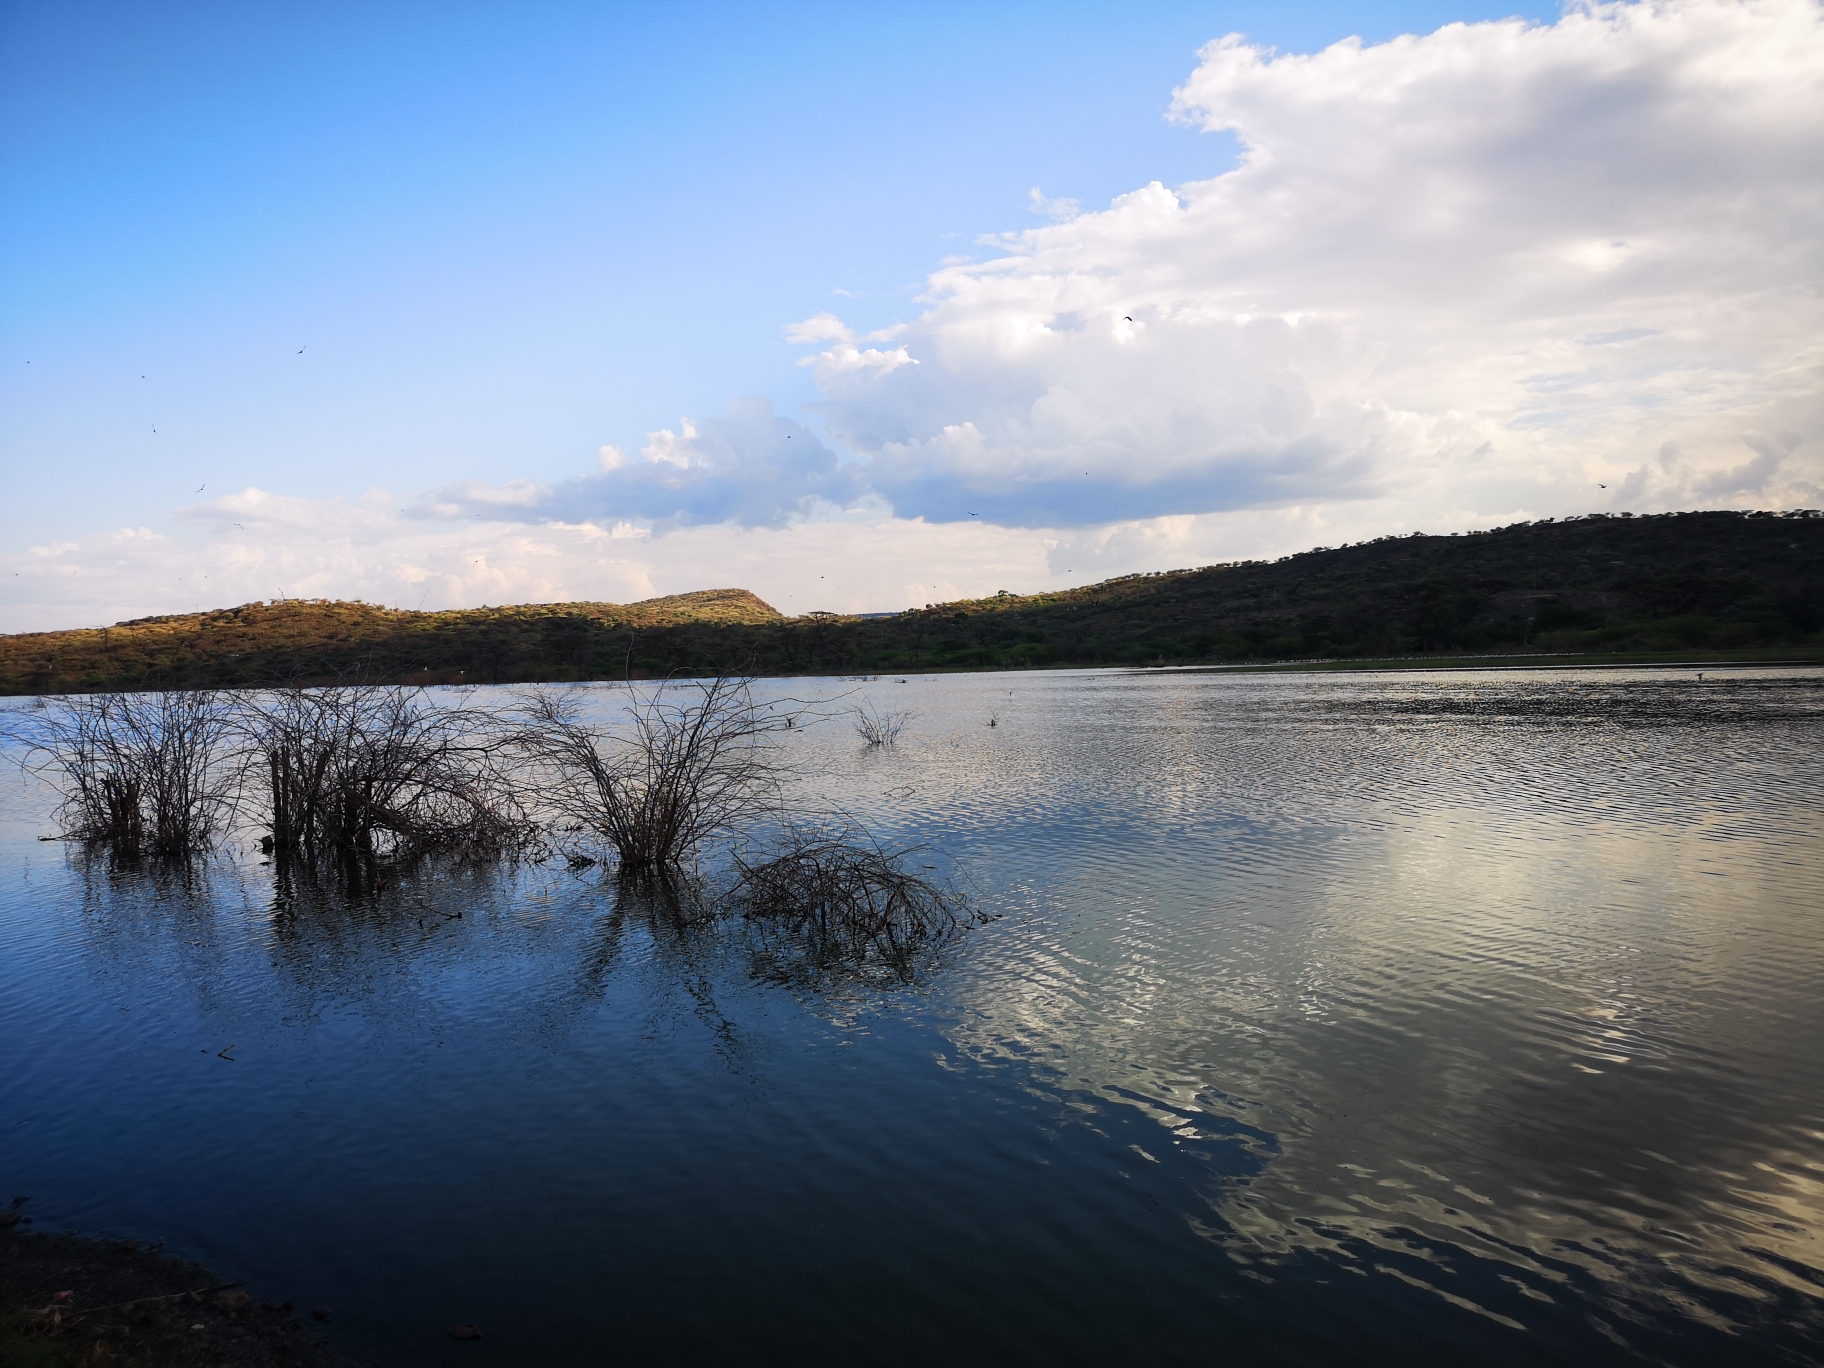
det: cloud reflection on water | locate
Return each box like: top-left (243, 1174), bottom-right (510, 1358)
top-left (4, 668), bottom-right (1821, 1362)
top-left (921, 669), bottom-right (1824, 1344)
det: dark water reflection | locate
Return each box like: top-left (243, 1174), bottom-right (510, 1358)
top-left (2, 668), bottom-right (1821, 1365)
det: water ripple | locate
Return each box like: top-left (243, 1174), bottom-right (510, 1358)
top-left (1, 667), bottom-right (1819, 1364)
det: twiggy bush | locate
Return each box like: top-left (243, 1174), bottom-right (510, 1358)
top-left (514, 677), bottom-right (801, 871)
top-left (726, 824), bottom-right (970, 966)
top-left (248, 685), bottom-right (533, 858)
top-left (852, 700), bottom-right (912, 747)
top-left (15, 690), bottom-right (238, 856)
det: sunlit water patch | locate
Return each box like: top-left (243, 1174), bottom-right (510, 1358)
top-left (2, 668), bottom-right (1820, 1365)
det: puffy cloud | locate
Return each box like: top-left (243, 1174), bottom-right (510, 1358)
top-left (419, 396), bottom-right (868, 531)
top-left (10, 0), bottom-right (1820, 634)
top-left (783, 313), bottom-right (854, 345)
top-left (799, 0), bottom-right (1823, 528)
top-left (1027, 186), bottom-right (1081, 221)
top-left (324, 0), bottom-right (1824, 543)
top-left (0, 489), bottom-right (658, 632)
top-left (0, 487), bottom-right (1581, 635)
top-left (0, 488), bottom-right (1062, 632)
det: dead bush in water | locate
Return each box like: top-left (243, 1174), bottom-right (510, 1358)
top-left (852, 700), bottom-right (912, 747)
top-left (248, 684), bottom-right (534, 858)
top-left (513, 676), bottom-right (806, 871)
top-left (725, 825), bottom-right (971, 968)
top-left (12, 690), bottom-right (237, 856)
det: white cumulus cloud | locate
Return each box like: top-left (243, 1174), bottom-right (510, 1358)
top-left (7, 0), bottom-right (1820, 635)
top-left (0, 491), bottom-right (1070, 632)
top-left (800, 0), bottom-right (1823, 527)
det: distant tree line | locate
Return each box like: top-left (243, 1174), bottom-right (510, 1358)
top-left (2, 510), bottom-right (1819, 693)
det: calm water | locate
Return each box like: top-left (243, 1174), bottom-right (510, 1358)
top-left (2, 668), bottom-right (1822, 1366)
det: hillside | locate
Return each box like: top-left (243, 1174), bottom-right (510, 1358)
top-left (2, 511), bottom-right (1819, 694)
top-left (0, 588), bottom-right (780, 694)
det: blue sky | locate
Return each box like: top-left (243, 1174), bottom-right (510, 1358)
top-left (2, 0), bottom-right (1817, 627)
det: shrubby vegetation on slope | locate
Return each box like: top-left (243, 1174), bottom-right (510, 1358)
top-left (2, 512), bottom-right (1819, 693)
top-left (0, 588), bottom-right (781, 694)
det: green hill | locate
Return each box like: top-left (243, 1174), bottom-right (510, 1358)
top-left (0, 588), bottom-right (781, 694)
top-left (2, 511), bottom-right (1819, 694)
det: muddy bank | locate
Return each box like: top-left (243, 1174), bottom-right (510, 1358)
top-left (0, 1207), bottom-right (371, 1367)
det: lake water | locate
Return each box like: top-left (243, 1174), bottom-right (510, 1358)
top-left (3, 668), bottom-right (1822, 1366)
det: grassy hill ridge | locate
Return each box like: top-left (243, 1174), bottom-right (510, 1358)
top-left (3, 511), bottom-right (1819, 694)
top-left (0, 588), bottom-right (781, 694)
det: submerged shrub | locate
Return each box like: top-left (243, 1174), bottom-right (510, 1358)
top-left (248, 684), bottom-right (534, 859)
top-left (15, 690), bottom-right (238, 856)
top-left (513, 676), bottom-right (802, 871)
top-left (852, 700), bottom-right (912, 747)
top-left (725, 824), bottom-right (971, 967)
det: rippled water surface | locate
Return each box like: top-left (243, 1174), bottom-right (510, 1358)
top-left (3, 668), bottom-right (1822, 1365)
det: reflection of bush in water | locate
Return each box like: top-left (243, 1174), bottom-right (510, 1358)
top-left (598, 830), bottom-right (976, 986)
top-left (604, 865), bottom-right (717, 926)
top-left (740, 915), bottom-right (957, 990)
top-left (68, 841), bottom-right (216, 910)
top-left (15, 676), bottom-right (986, 983)
top-left (268, 845), bottom-right (484, 913)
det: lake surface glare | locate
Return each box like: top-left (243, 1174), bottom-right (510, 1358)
top-left (3, 668), bottom-right (1822, 1366)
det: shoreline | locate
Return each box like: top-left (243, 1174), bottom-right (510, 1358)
top-left (2, 647), bottom-right (1821, 702)
top-left (0, 1212), bottom-right (369, 1368)
top-left (1171, 648), bottom-right (1824, 675)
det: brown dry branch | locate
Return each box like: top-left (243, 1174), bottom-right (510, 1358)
top-left (851, 699), bottom-right (913, 747)
top-left (511, 676), bottom-right (822, 871)
top-left (8, 690), bottom-right (239, 856)
top-left (240, 684), bottom-right (535, 860)
top-left (725, 823), bottom-right (974, 973)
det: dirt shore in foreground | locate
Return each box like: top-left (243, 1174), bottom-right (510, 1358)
top-left (0, 1209), bottom-right (370, 1368)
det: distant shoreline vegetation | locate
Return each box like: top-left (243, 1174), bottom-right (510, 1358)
top-left (2, 510), bottom-right (1820, 696)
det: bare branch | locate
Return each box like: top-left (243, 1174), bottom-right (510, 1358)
top-left (511, 677), bottom-right (803, 870)
top-left (7, 690), bottom-right (239, 856)
top-left (852, 699), bottom-right (913, 747)
top-left (239, 683), bottom-right (535, 859)
top-left (724, 822), bottom-right (975, 977)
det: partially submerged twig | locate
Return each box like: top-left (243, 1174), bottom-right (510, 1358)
top-left (3, 679), bottom-right (990, 988)
top-left (512, 677), bottom-right (817, 871)
top-left (724, 823), bottom-right (973, 969)
top-left (244, 682), bottom-right (534, 860)
top-left (8, 690), bottom-right (238, 856)
top-left (852, 699), bottom-right (912, 747)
